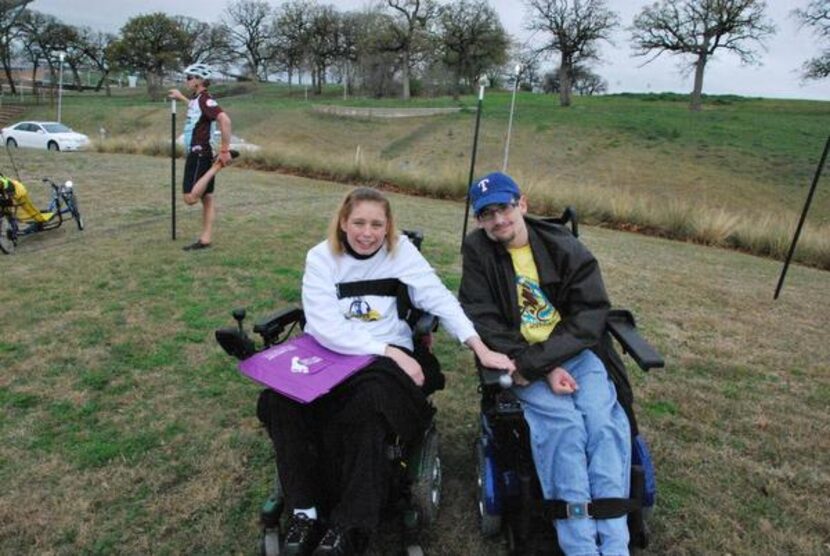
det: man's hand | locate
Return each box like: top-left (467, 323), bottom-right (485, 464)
top-left (168, 89), bottom-right (188, 102)
top-left (384, 345), bottom-right (424, 386)
top-left (547, 366), bottom-right (578, 394)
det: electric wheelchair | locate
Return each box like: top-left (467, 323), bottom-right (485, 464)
top-left (216, 231), bottom-right (442, 556)
top-left (474, 210), bottom-right (664, 555)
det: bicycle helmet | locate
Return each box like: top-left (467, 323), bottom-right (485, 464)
top-left (183, 63), bottom-right (212, 80)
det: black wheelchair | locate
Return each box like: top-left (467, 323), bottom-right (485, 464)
top-left (215, 231), bottom-right (443, 556)
top-left (474, 210), bottom-right (664, 555)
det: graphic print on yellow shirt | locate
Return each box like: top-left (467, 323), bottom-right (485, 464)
top-left (508, 245), bottom-right (560, 344)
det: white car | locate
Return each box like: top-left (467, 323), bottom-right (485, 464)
top-left (1, 121), bottom-right (91, 152)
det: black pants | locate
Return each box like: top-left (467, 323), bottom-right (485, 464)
top-left (256, 352), bottom-right (437, 532)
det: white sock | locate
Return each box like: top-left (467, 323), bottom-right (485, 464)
top-left (293, 507), bottom-right (317, 520)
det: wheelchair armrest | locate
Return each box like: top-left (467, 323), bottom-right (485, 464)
top-left (253, 306), bottom-right (306, 345)
top-left (607, 309), bottom-right (664, 371)
top-left (413, 312), bottom-right (438, 339)
top-left (402, 229), bottom-right (424, 251)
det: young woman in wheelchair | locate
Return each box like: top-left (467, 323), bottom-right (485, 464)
top-left (256, 187), bottom-right (512, 556)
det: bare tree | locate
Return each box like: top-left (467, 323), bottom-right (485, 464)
top-left (631, 0), bottom-right (776, 111)
top-left (305, 4), bottom-right (340, 94)
top-left (542, 63), bottom-right (606, 95)
top-left (381, 0), bottom-right (436, 100)
top-left (174, 16), bottom-right (233, 70)
top-left (78, 27), bottom-right (115, 94)
top-left (225, 0), bottom-right (273, 80)
top-left (793, 0), bottom-right (830, 80)
top-left (525, 0), bottom-right (618, 107)
top-left (437, 0), bottom-right (508, 99)
top-left (0, 0), bottom-right (33, 94)
top-left (272, 0), bottom-right (313, 90)
top-left (354, 10), bottom-right (400, 97)
top-left (17, 10), bottom-right (68, 98)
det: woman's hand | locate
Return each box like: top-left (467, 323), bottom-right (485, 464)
top-left (547, 367), bottom-right (578, 395)
top-left (476, 348), bottom-right (515, 373)
top-left (168, 89), bottom-right (188, 102)
top-left (384, 346), bottom-right (425, 386)
top-left (466, 336), bottom-right (514, 371)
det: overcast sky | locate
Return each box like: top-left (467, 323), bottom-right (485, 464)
top-left (31, 0), bottom-right (830, 100)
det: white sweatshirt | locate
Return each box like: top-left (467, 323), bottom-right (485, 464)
top-left (302, 234), bottom-right (478, 355)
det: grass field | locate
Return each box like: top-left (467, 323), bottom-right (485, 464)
top-left (1, 151), bottom-right (828, 555)
top-left (13, 84), bottom-right (830, 268)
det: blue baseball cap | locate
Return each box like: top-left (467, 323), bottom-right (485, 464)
top-left (469, 172), bottom-right (521, 215)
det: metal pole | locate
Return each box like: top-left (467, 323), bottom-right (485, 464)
top-left (461, 81), bottom-right (487, 247)
top-left (171, 99), bottom-right (177, 241)
top-left (774, 134), bottom-right (829, 299)
top-left (57, 52), bottom-right (65, 123)
top-left (503, 64), bottom-right (522, 172)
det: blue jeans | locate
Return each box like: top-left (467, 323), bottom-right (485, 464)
top-left (512, 350), bottom-right (631, 556)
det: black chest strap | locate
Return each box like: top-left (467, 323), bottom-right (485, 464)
top-left (335, 278), bottom-right (413, 321)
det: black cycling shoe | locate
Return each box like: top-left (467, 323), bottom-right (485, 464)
top-left (311, 526), bottom-right (352, 556)
top-left (283, 513), bottom-right (319, 556)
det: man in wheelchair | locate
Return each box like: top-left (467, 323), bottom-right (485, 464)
top-left (460, 173), bottom-right (647, 556)
top-left (254, 187), bottom-right (511, 555)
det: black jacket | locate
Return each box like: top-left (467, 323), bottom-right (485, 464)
top-left (459, 216), bottom-right (635, 426)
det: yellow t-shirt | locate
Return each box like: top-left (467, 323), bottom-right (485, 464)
top-left (507, 244), bottom-right (560, 344)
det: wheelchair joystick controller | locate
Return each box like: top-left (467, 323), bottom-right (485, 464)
top-left (499, 372), bottom-right (513, 389)
top-left (232, 308), bottom-right (247, 333)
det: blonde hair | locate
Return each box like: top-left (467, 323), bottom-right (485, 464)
top-left (328, 187), bottom-right (399, 255)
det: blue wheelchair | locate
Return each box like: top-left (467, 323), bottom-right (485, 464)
top-left (215, 231), bottom-right (443, 556)
top-left (0, 174), bottom-right (84, 254)
top-left (474, 210), bottom-right (663, 555)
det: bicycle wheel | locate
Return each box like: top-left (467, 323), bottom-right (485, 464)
top-left (0, 215), bottom-right (16, 254)
top-left (67, 195), bottom-right (84, 231)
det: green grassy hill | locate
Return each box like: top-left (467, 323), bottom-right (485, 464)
top-left (1, 152), bottom-right (828, 554)
top-left (12, 83), bottom-right (830, 268)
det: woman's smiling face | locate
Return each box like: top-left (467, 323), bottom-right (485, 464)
top-left (341, 200), bottom-right (388, 255)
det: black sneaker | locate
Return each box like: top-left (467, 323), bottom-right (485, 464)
top-left (182, 240), bottom-right (211, 251)
top-left (311, 526), bottom-right (352, 555)
top-left (283, 513), bottom-right (319, 556)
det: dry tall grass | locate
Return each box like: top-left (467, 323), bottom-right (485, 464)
top-left (93, 139), bottom-right (830, 269)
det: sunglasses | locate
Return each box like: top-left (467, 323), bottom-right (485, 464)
top-left (186, 75), bottom-right (198, 81)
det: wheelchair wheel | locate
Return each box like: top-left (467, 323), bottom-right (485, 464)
top-left (411, 427), bottom-right (441, 527)
top-left (476, 438), bottom-right (502, 537)
top-left (0, 216), bottom-right (15, 254)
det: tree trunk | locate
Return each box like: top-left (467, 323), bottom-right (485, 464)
top-left (690, 53), bottom-right (707, 112)
top-left (30, 63), bottom-right (38, 95)
top-left (146, 72), bottom-right (163, 101)
top-left (558, 55), bottom-right (572, 107)
top-left (71, 65), bottom-right (83, 92)
top-left (401, 49), bottom-right (410, 100)
top-left (2, 52), bottom-right (16, 95)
